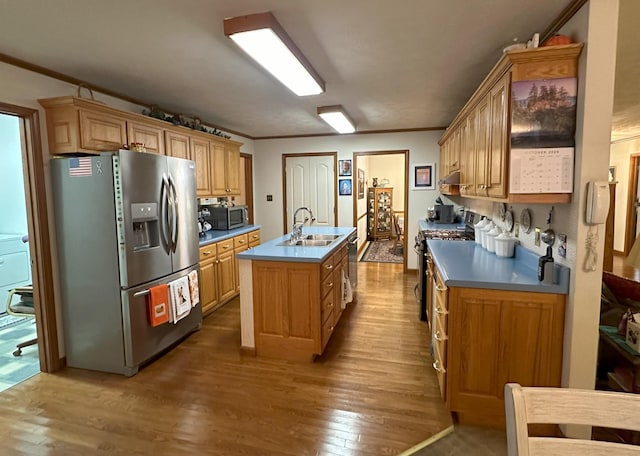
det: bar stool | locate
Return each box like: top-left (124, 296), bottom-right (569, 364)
top-left (5, 286), bottom-right (37, 356)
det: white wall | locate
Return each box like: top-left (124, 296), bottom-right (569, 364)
top-left (610, 136), bottom-right (640, 251)
top-left (0, 114), bottom-right (29, 234)
top-left (252, 130), bottom-right (443, 269)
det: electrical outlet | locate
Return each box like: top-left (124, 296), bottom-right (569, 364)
top-left (535, 227), bottom-right (541, 246)
top-left (266, 194), bottom-right (273, 202)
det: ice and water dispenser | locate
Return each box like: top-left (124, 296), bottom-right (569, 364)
top-left (131, 203), bottom-right (160, 251)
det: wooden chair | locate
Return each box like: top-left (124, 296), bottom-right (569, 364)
top-left (505, 382), bottom-right (640, 455)
top-left (5, 286), bottom-right (37, 356)
top-left (393, 213), bottom-right (404, 255)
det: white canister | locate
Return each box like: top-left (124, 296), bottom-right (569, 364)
top-left (486, 226), bottom-right (502, 253)
top-left (495, 232), bottom-right (518, 258)
top-left (480, 221), bottom-right (495, 249)
top-left (474, 218), bottom-right (488, 245)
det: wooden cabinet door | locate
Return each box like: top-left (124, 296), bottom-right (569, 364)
top-left (487, 73), bottom-right (510, 198)
top-left (448, 287), bottom-right (565, 427)
top-left (217, 248), bottom-right (236, 303)
top-left (460, 111), bottom-right (477, 196)
top-left (165, 131), bottom-right (190, 159)
top-left (192, 138), bottom-right (211, 197)
top-left (474, 94), bottom-right (491, 196)
top-left (199, 257), bottom-right (218, 314)
top-left (225, 145), bottom-right (241, 195)
top-left (127, 121), bottom-right (164, 154)
top-left (79, 109), bottom-right (127, 151)
top-left (210, 141), bottom-right (228, 195)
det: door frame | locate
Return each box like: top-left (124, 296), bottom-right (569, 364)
top-left (281, 152), bottom-right (338, 233)
top-left (352, 150), bottom-right (409, 272)
top-left (1, 102), bottom-right (61, 372)
top-left (625, 153), bottom-right (640, 255)
top-left (241, 153), bottom-right (254, 224)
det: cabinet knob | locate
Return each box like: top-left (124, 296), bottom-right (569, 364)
top-left (203, 250), bottom-right (212, 256)
top-left (325, 264), bottom-right (333, 270)
top-left (327, 281), bottom-right (334, 288)
top-left (434, 331), bottom-right (448, 342)
top-left (435, 305), bottom-right (448, 315)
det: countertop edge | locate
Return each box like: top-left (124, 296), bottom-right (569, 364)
top-left (198, 225), bottom-right (261, 246)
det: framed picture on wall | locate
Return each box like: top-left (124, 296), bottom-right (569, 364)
top-left (339, 159), bottom-right (352, 176)
top-left (339, 179), bottom-right (352, 195)
top-left (357, 168), bottom-right (365, 199)
top-left (412, 163), bottom-right (435, 190)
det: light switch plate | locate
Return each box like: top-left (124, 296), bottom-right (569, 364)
top-left (535, 227), bottom-right (541, 246)
top-left (558, 233), bottom-right (567, 257)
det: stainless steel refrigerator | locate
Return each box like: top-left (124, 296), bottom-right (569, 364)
top-left (51, 149), bottom-right (202, 376)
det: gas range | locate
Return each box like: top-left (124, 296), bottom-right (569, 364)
top-left (420, 229), bottom-right (474, 241)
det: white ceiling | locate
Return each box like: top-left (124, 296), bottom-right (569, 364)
top-left (0, 0), bottom-right (637, 141)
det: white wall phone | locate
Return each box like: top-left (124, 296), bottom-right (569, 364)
top-left (585, 181), bottom-right (610, 225)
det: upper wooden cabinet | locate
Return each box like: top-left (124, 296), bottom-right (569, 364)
top-left (38, 96), bottom-right (243, 198)
top-left (164, 130), bottom-right (190, 159)
top-left (127, 120), bottom-right (164, 155)
top-left (210, 141), bottom-right (241, 196)
top-left (438, 43), bottom-right (583, 204)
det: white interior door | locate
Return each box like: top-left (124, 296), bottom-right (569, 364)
top-left (285, 155), bottom-right (335, 232)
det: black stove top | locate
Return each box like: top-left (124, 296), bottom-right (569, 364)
top-left (421, 229), bottom-right (474, 241)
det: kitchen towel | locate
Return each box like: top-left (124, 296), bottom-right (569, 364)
top-left (188, 270), bottom-right (200, 307)
top-left (169, 276), bottom-right (192, 324)
top-left (148, 284), bottom-right (170, 327)
top-left (341, 268), bottom-right (353, 309)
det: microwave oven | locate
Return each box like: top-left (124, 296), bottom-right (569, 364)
top-left (209, 205), bottom-right (248, 230)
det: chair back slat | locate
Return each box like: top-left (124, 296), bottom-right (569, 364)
top-left (505, 383), bottom-right (640, 456)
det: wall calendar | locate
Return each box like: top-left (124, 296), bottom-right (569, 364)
top-left (509, 148), bottom-right (574, 194)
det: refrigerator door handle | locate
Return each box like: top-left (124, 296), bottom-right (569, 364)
top-left (160, 174), bottom-right (171, 254)
top-left (168, 173), bottom-right (179, 253)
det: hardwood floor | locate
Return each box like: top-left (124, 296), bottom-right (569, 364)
top-left (0, 262), bottom-right (453, 455)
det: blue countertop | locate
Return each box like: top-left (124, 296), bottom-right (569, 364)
top-left (198, 225), bottom-right (261, 246)
top-left (428, 240), bottom-right (570, 294)
top-left (236, 226), bottom-right (356, 263)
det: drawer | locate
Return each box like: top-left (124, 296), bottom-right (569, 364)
top-left (248, 230), bottom-right (261, 246)
top-left (321, 292), bottom-right (335, 324)
top-left (434, 299), bottom-right (448, 330)
top-left (322, 314), bottom-right (335, 348)
top-left (321, 255), bottom-right (335, 279)
top-left (332, 242), bottom-right (348, 265)
top-left (432, 341), bottom-right (447, 400)
top-left (434, 315), bottom-right (448, 365)
top-left (199, 244), bottom-right (216, 262)
top-left (321, 272), bottom-right (335, 298)
top-left (217, 238), bottom-right (234, 254)
top-left (233, 234), bottom-right (248, 249)
top-left (0, 251), bottom-right (30, 287)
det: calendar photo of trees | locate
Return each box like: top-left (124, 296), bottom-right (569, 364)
top-left (510, 77), bottom-right (577, 148)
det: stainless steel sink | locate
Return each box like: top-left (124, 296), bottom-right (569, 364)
top-left (304, 234), bottom-right (340, 241)
top-left (276, 238), bottom-right (337, 247)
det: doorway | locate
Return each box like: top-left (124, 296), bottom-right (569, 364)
top-left (352, 151), bottom-right (409, 272)
top-left (0, 102), bottom-right (60, 378)
top-left (625, 153), bottom-right (640, 255)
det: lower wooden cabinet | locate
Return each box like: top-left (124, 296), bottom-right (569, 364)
top-left (438, 280), bottom-right (565, 427)
top-left (253, 241), bottom-right (348, 361)
top-left (198, 229), bottom-right (260, 315)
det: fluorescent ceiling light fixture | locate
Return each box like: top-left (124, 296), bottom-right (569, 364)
top-left (223, 12), bottom-right (325, 96)
top-left (317, 105), bottom-right (356, 134)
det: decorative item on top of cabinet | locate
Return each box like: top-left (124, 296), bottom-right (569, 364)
top-left (437, 43), bottom-right (583, 203)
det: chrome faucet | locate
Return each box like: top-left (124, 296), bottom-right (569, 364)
top-left (291, 207), bottom-right (315, 243)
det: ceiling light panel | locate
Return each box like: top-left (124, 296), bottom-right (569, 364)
top-left (224, 12), bottom-right (325, 96)
top-left (317, 106), bottom-right (356, 134)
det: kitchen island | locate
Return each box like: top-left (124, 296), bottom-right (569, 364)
top-left (236, 227), bottom-right (356, 361)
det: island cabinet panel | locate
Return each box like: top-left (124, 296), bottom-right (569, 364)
top-left (253, 261), bottom-right (321, 361)
top-left (446, 286), bottom-right (565, 427)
